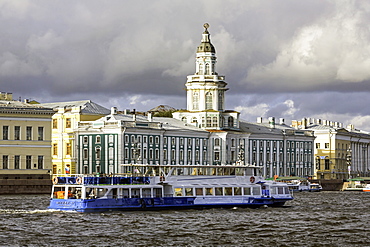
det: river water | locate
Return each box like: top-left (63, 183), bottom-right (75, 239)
top-left (0, 191), bottom-right (368, 247)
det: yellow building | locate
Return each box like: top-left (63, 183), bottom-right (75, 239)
top-left (292, 118), bottom-right (370, 180)
top-left (0, 92), bottom-right (54, 177)
top-left (40, 100), bottom-right (110, 175)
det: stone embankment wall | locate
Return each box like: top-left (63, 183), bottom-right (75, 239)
top-left (311, 179), bottom-right (344, 191)
top-left (0, 174), bottom-right (52, 194)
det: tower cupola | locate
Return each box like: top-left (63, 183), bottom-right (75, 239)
top-left (197, 23), bottom-right (216, 53)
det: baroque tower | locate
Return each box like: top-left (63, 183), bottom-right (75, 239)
top-left (173, 23), bottom-right (239, 130)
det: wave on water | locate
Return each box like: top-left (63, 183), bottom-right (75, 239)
top-left (0, 208), bottom-right (75, 214)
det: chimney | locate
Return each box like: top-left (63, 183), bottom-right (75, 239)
top-left (279, 118), bottom-right (285, 125)
top-left (148, 112), bottom-right (152, 122)
top-left (133, 114), bottom-right (136, 121)
top-left (111, 107), bottom-right (117, 115)
top-left (268, 117), bottom-right (275, 128)
top-left (124, 109), bottom-right (130, 115)
top-left (257, 117), bottom-right (263, 124)
top-left (301, 118), bottom-right (307, 129)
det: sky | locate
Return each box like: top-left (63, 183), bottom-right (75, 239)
top-left (2, 0), bottom-right (370, 130)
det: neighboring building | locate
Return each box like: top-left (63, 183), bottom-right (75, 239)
top-left (292, 118), bottom-right (370, 179)
top-left (242, 117), bottom-right (315, 178)
top-left (75, 109), bottom-right (210, 174)
top-left (0, 92), bottom-right (54, 193)
top-left (39, 100), bottom-right (110, 175)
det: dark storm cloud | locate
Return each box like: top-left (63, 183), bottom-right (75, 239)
top-left (1, 0), bottom-right (370, 130)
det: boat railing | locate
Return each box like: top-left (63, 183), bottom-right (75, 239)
top-left (52, 175), bottom-right (152, 186)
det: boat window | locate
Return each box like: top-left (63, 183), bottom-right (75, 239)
top-left (174, 188), bottom-right (182, 197)
top-left (97, 188), bottom-right (108, 198)
top-left (252, 187), bottom-right (261, 195)
top-left (278, 187), bottom-right (285, 194)
top-left (234, 187), bottom-right (242, 195)
top-left (284, 187), bottom-right (290, 194)
top-left (154, 188), bottom-right (162, 197)
top-left (131, 189), bottom-right (140, 198)
top-left (225, 187), bottom-right (232, 196)
top-left (215, 187), bottom-right (223, 196)
top-left (122, 188), bottom-right (129, 198)
top-left (67, 187), bottom-right (82, 199)
top-left (205, 188), bottom-right (213, 196)
top-left (196, 188), bottom-right (203, 196)
top-left (142, 188), bottom-right (151, 197)
top-left (86, 188), bottom-right (96, 199)
top-left (243, 187), bottom-right (251, 195)
top-left (185, 188), bottom-right (193, 196)
top-left (53, 186), bottom-right (65, 199)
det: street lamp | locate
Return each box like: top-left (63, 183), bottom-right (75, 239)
top-left (347, 147), bottom-right (352, 179)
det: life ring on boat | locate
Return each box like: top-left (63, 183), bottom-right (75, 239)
top-left (52, 177), bottom-right (58, 185)
top-left (160, 176), bottom-right (165, 182)
top-left (76, 177), bottom-right (83, 184)
top-left (250, 176), bottom-right (255, 183)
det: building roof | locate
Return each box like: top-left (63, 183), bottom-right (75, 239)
top-left (239, 120), bottom-right (289, 134)
top-left (0, 100), bottom-right (54, 114)
top-left (239, 120), bottom-right (314, 137)
top-left (96, 113), bottom-right (209, 134)
top-left (40, 100), bottom-right (110, 115)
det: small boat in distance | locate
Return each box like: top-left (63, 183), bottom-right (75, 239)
top-left (342, 177), bottom-right (370, 191)
top-left (274, 176), bottom-right (322, 192)
top-left (363, 184), bottom-right (370, 192)
top-left (48, 164), bottom-right (294, 213)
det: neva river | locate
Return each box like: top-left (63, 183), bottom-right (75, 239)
top-left (0, 192), bottom-right (368, 247)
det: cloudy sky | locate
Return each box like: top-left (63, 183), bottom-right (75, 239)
top-left (2, 0), bottom-right (370, 130)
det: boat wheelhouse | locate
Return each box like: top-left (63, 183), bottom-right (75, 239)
top-left (49, 164), bottom-right (293, 213)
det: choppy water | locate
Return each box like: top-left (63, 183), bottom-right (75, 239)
top-left (0, 192), bottom-right (368, 247)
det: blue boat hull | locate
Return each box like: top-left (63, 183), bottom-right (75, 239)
top-left (48, 196), bottom-right (293, 213)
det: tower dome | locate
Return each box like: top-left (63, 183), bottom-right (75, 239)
top-left (197, 23), bottom-right (216, 53)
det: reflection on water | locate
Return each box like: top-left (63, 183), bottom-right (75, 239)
top-left (0, 192), bottom-right (369, 246)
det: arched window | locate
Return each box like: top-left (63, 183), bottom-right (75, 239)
top-left (191, 117), bottom-right (198, 123)
top-left (218, 92), bottom-right (223, 110)
top-left (205, 92), bottom-right (212, 109)
top-left (181, 117), bottom-right (187, 122)
top-left (199, 64), bottom-right (203, 75)
top-left (95, 146), bottom-right (101, 160)
top-left (215, 138), bottom-right (220, 146)
top-left (193, 92), bottom-right (199, 110)
top-left (205, 63), bottom-right (210, 75)
top-left (228, 116), bottom-right (234, 127)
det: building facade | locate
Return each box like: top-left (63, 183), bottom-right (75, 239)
top-left (40, 100), bottom-right (110, 175)
top-left (75, 110), bottom-right (211, 174)
top-left (292, 118), bottom-right (370, 179)
top-left (242, 117), bottom-right (315, 178)
top-left (0, 92), bottom-right (55, 193)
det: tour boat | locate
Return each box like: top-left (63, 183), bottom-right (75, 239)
top-left (48, 164), bottom-right (294, 213)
